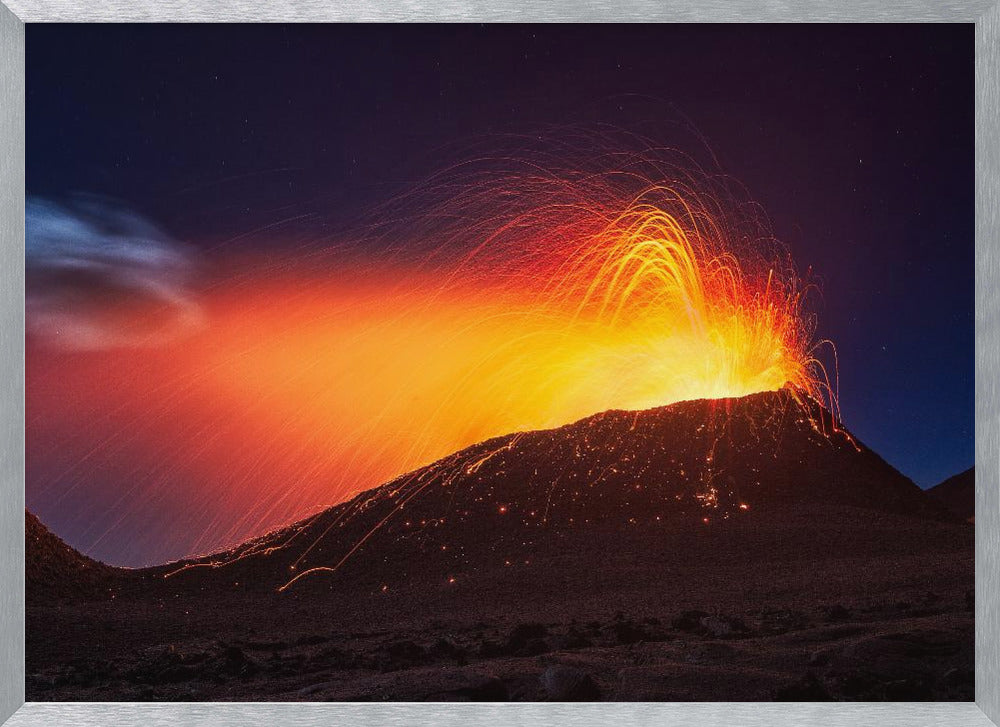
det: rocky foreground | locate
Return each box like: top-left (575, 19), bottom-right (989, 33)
top-left (27, 390), bottom-right (974, 701)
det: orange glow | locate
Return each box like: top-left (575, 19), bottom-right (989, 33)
top-left (26, 145), bottom-right (835, 566)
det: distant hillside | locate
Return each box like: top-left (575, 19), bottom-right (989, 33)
top-left (927, 467), bottom-right (975, 522)
top-left (26, 510), bottom-right (117, 601)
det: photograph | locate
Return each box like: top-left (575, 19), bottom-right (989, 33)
top-left (23, 23), bottom-right (975, 702)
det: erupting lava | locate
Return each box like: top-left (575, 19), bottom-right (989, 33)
top-left (26, 136), bottom-right (836, 566)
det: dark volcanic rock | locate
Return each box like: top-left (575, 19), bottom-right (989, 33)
top-left (506, 623), bottom-right (549, 655)
top-left (213, 646), bottom-right (259, 680)
top-left (611, 620), bottom-right (649, 644)
top-left (774, 672), bottom-right (832, 701)
top-left (682, 641), bottom-right (738, 663)
top-left (422, 673), bottom-right (509, 701)
top-left (550, 627), bottom-right (593, 651)
top-left (817, 628), bottom-right (971, 700)
top-left (672, 610), bottom-right (710, 632)
top-left (699, 615), bottom-right (748, 638)
top-left (540, 665), bottom-right (601, 701)
top-left (825, 604), bottom-right (852, 623)
top-left (375, 640), bottom-right (427, 671)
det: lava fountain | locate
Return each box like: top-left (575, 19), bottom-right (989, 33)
top-left (26, 134), bottom-right (835, 566)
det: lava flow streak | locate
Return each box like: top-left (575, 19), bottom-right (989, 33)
top-left (26, 136), bottom-right (835, 567)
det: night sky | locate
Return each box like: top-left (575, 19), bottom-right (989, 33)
top-left (27, 23), bottom-right (974, 489)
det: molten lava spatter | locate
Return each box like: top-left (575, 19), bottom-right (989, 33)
top-left (27, 138), bottom-right (837, 566)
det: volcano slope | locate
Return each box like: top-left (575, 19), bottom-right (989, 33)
top-left (27, 388), bottom-right (974, 701)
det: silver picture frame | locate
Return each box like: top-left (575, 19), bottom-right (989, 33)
top-left (1, 3), bottom-right (997, 725)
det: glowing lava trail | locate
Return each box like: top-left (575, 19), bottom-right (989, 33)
top-left (26, 134), bottom-right (836, 566)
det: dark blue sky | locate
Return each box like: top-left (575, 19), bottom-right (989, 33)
top-left (26, 24), bottom-right (974, 488)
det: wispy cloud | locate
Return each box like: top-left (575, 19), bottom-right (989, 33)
top-left (26, 196), bottom-right (203, 349)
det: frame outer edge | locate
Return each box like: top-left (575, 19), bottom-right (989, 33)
top-left (0, 0), bottom-right (997, 23)
top-left (0, 2), bottom-right (24, 726)
top-left (1, 702), bottom-right (999, 726)
top-left (2, 3), bottom-right (998, 726)
top-left (977, 1), bottom-right (1000, 725)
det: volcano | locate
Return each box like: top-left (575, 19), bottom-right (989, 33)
top-left (145, 387), bottom-right (947, 593)
top-left (26, 388), bottom-right (973, 702)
